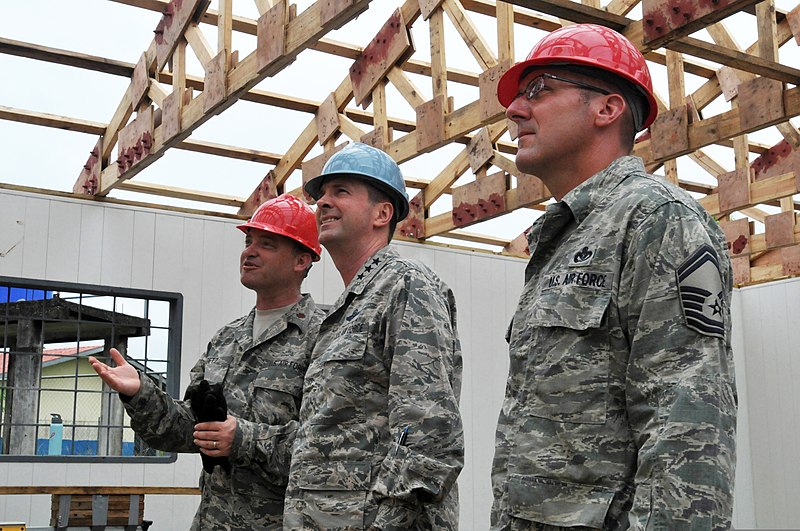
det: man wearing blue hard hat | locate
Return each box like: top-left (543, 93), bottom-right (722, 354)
top-left (491, 24), bottom-right (736, 530)
top-left (283, 142), bottom-right (465, 530)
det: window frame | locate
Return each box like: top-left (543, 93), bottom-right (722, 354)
top-left (0, 276), bottom-right (183, 464)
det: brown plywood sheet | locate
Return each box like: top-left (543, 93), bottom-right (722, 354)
top-left (316, 93), bottom-right (340, 145)
top-left (649, 105), bottom-right (689, 161)
top-left (452, 171), bottom-right (507, 227)
top-left (349, 10), bottom-right (412, 107)
top-left (416, 95), bottom-right (446, 153)
top-left (480, 61), bottom-right (509, 122)
top-left (397, 191), bottom-right (425, 239)
top-left (720, 218), bottom-right (752, 257)
top-left (516, 173), bottom-right (547, 206)
top-left (419, 0), bottom-right (446, 20)
top-left (155, 0), bottom-right (210, 70)
top-left (641, 0), bottom-right (753, 47)
top-left (131, 54), bottom-right (150, 110)
top-left (240, 170), bottom-right (278, 217)
top-left (716, 66), bottom-right (741, 102)
top-left (732, 255), bottom-right (751, 286)
top-left (257, 1), bottom-right (287, 73)
top-left (467, 128), bottom-right (493, 171)
top-left (117, 107), bottom-right (154, 175)
top-left (738, 77), bottom-right (784, 132)
top-left (787, 4), bottom-right (800, 46)
top-left (717, 168), bottom-right (751, 213)
top-left (360, 126), bottom-right (388, 150)
top-left (162, 88), bottom-right (190, 144)
top-left (782, 245), bottom-right (800, 276)
top-left (203, 52), bottom-right (228, 114)
top-left (765, 211), bottom-right (796, 249)
top-left (751, 140), bottom-right (799, 181)
top-left (300, 143), bottom-right (347, 202)
top-left (320, 0), bottom-right (356, 26)
top-left (73, 139), bottom-right (103, 195)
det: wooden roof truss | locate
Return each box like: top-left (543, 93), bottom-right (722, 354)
top-left (1, 0), bottom-right (800, 285)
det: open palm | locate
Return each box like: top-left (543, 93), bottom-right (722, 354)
top-left (88, 348), bottom-right (141, 397)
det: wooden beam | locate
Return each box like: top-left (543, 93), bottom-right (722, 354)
top-left (118, 180), bottom-right (245, 207)
top-left (0, 106), bottom-right (106, 135)
top-left (98, 0), bottom-right (372, 194)
top-left (0, 37), bottom-right (133, 77)
top-left (442, 0), bottom-right (497, 70)
top-left (699, 172), bottom-right (798, 216)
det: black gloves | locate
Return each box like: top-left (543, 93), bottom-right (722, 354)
top-left (186, 379), bottom-right (231, 474)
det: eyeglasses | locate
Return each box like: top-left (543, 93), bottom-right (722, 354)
top-left (517, 73), bottom-right (611, 101)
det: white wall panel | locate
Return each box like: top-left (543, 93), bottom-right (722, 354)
top-left (199, 220), bottom-right (227, 342)
top-left (129, 210), bottom-right (156, 290)
top-left (21, 196), bottom-right (50, 280)
top-left (151, 215), bottom-right (185, 293)
top-left (44, 200), bottom-right (81, 282)
top-left (77, 203), bottom-right (106, 285)
top-left (178, 218), bottom-right (206, 390)
top-left (220, 225), bottom-right (248, 322)
top-left (99, 206), bottom-right (135, 287)
top-left (0, 192), bottom-right (26, 276)
top-left (730, 289), bottom-right (755, 528)
top-left (4, 189), bottom-right (800, 529)
top-left (735, 279), bottom-right (800, 528)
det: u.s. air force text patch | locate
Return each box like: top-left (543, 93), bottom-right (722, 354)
top-left (543, 270), bottom-right (611, 290)
top-left (677, 244), bottom-right (725, 339)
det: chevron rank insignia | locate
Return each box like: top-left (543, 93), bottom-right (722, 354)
top-left (677, 244), bottom-right (726, 339)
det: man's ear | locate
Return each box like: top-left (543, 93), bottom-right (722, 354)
top-left (294, 251), bottom-right (313, 273)
top-left (373, 201), bottom-right (394, 230)
top-left (594, 93), bottom-right (627, 129)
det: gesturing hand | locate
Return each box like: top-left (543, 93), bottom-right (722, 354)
top-left (88, 348), bottom-right (141, 397)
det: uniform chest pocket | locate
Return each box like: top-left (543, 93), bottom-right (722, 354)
top-left (250, 366), bottom-right (304, 425)
top-left (203, 358), bottom-right (229, 385)
top-left (308, 331), bottom-right (368, 425)
top-left (527, 285), bottom-right (613, 425)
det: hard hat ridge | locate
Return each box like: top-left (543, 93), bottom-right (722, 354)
top-left (237, 193), bottom-right (322, 261)
top-left (497, 23), bottom-right (657, 131)
top-left (304, 142), bottom-right (410, 222)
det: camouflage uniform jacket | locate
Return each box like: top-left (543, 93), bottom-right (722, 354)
top-left (491, 156), bottom-right (737, 531)
top-left (283, 246), bottom-right (464, 530)
top-left (123, 294), bottom-right (321, 531)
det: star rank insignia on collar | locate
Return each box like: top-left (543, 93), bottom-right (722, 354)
top-left (677, 244), bottom-right (726, 339)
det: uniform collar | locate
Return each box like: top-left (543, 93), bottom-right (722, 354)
top-left (243, 292), bottom-right (316, 348)
top-left (560, 155), bottom-right (645, 224)
top-left (345, 245), bottom-right (395, 296)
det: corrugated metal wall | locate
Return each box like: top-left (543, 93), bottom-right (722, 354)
top-left (0, 190), bottom-right (797, 528)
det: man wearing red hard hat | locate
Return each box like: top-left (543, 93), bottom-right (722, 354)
top-left (91, 194), bottom-right (323, 529)
top-left (491, 24), bottom-right (736, 530)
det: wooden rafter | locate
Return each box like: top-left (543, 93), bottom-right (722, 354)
top-left (1, 0), bottom-right (799, 286)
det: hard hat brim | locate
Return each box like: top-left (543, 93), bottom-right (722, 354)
top-left (236, 222), bottom-right (321, 261)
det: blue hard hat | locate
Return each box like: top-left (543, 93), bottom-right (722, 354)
top-left (304, 142), bottom-right (410, 222)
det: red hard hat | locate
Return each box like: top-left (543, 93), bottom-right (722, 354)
top-left (237, 194), bottom-right (321, 261)
top-left (497, 24), bottom-right (657, 130)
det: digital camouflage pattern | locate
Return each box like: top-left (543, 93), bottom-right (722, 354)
top-left (492, 156), bottom-right (737, 531)
top-left (284, 247), bottom-right (464, 530)
top-left (123, 294), bottom-right (321, 531)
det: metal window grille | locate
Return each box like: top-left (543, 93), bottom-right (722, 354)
top-left (0, 277), bottom-right (182, 463)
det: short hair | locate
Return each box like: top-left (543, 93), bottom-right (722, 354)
top-left (291, 240), bottom-right (315, 279)
top-left (364, 183), bottom-right (398, 242)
